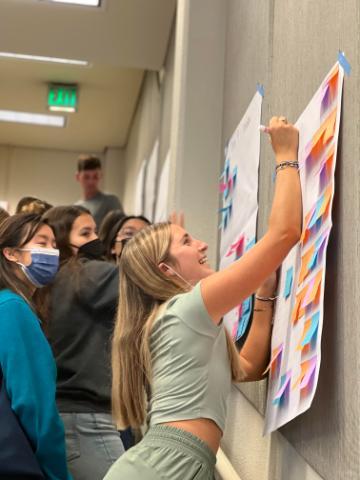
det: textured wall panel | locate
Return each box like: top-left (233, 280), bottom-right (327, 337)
top-left (222, 1), bottom-right (360, 478)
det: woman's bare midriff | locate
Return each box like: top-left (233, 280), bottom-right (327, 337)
top-left (163, 418), bottom-right (222, 454)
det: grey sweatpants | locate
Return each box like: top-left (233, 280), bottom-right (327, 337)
top-left (103, 424), bottom-right (216, 479)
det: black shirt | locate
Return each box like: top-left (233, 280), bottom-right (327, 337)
top-left (48, 258), bottom-right (118, 413)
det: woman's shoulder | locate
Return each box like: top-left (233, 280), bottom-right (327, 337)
top-left (157, 282), bottom-right (221, 337)
top-left (0, 289), bottom-right (28, 308)
top-left (80, 258), bottom-right (117, 273)
top-left (62, 257), bottom-right (117, 278)
top-left (55, 259), bottom-right (118, 308)
top-left (165, 283), bottom-right (202, 313)
top-left (57, 258), bottom-right (117, 283)
top-left (0, 289), bottom-right (39, 331)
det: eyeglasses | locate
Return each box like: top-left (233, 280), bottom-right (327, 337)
top-left (114, 237), bottom-right (131, 247)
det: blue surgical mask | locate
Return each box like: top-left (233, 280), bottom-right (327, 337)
top-left (17, 248), bottom-right (60, 288)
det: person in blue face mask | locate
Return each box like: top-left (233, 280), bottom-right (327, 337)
top-left (42, 206), bottom-right (125, 480)
top-left (0, 213), bottom-right (72, 480)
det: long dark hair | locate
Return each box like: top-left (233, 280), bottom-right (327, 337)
top-left (0, 213), bottom-right (48, 316)
top-left (42, 205), bottom-right (90, 264)
top-left (98, 209), bottom-right (126, 261)
top-left (99, 214), bottom-right (151, 262)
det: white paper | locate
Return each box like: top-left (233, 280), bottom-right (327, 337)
top-left (134, 159), bottom-right (147, 216)
top-left (144, 140), bottom-right (159, 221)
top-left (154, 150), bottom-right (171, 223)
top-left (264, 61), bottom-right (344, 434)
top-left (219, 91), bottom-right (262, 339)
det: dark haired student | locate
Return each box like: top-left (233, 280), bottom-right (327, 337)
top-left (75, 155), bottom-right (123, 228)
top-left (0, 214), bottom-right (72, 479)
top-left (43, 206), bottom-right (124, 480)
top-left (99, 214), bottom-right (150, 264)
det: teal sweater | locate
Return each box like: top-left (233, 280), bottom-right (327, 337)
top-left (0, 290), bottom-right (72, 480)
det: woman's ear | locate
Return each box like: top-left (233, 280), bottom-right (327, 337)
top-left (158, 262), bottom-right (175, 277)
top-left (2, 247), bottom-right (19, 263)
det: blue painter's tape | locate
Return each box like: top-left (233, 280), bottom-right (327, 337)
top-left (256, 83), bottom-right (265, 97)
top-left (338, 51), bottom-right (351, 76)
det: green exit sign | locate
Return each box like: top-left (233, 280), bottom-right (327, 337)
top-left (48, 84), bottom-right (78, 112)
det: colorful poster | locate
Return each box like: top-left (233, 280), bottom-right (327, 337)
top-left (154, 150), bottom-right (170, 223)
top-left (144, 139), bottom-right (159, 221)
top-left (219, 90), bottom-right (263, 340)
top-left (264, 59), bottom-right (345, 434)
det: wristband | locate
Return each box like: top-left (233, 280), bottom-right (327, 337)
top-left (275, 161), bottom-right (299, 174)
top-left (255, 294), bottom-right (278, 302)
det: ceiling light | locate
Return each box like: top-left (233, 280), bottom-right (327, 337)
top-left (0, 52), bottom-right (89, 66)
top-left (0, 110), bottom-right (66, 127)
top-left (47, 0), bottom-right (101, 6)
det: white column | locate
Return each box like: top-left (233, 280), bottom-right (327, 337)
top-left (169, 0), bottom-right (228, 265)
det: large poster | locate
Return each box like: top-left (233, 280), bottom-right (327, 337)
top-left (264, 59), bottom-right (346, 434)
top-left (219, 91), bottom-right (262, 340)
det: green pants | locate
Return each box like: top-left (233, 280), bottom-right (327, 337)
top-left (103, 424), bottom-right (216, 479)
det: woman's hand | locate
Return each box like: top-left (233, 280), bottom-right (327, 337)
top-left (267, 117), bottom-right (299, 164)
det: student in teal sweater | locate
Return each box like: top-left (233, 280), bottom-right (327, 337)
top-left (0, 213), bottom-right (72, 480)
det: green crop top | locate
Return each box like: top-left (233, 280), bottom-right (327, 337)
top-left (148, 282), bottom-right (232, 432)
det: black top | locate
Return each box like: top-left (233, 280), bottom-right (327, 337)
top-left (48, 258), bottom-right (118, 413)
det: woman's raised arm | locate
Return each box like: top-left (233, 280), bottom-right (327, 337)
top-left (202, 117), bottom-right (302, 324)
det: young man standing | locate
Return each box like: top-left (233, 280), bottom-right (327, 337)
top-left (75, 155), bottom-right (123, 228)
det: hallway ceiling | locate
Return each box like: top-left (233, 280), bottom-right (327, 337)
top-left (0, 0), bottom-right (176, 151)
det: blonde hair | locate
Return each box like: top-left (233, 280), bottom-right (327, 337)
top-left (112, 222), bottom-right (244, 429)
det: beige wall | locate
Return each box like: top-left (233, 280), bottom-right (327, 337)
top-left (122, 72), bottom-right (161, 213)
top-left (0, 146), bottom-right (82, 212)
top-left (0, 145), bottom-right (125, 213)
top-left (122, 25), bottom-right (175, 214)
top-left (222, 387), bottom-right (322, 480)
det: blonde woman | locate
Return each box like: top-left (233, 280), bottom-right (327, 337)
top-left (105, 117), bottom-right (301, 480)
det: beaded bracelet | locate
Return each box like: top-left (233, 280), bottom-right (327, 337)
top-left (275, 161), bottom-right (299, 174)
